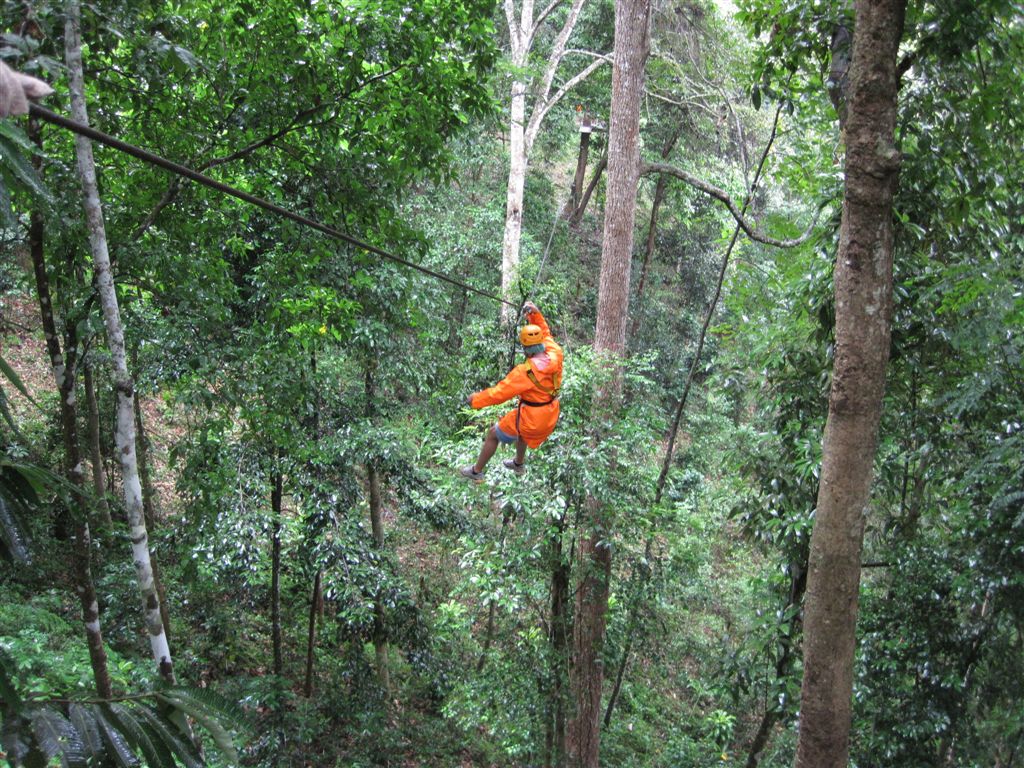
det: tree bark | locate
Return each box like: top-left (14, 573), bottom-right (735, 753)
top-left (27, 139), bottom-right (112, 698)
top-left (567, 0), bottom-right (649, 765)
top-left (271, 469), bottom-right (284, 678)
top-left (65, 1), bottom-right (175, 683)
top-left (548, 508), bottom-right (571, 767)
top-left (794, 2), bottom-right (906, 766)
top-left (82, 360), bottom-right (112, 527)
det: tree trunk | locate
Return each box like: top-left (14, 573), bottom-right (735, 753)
top-left (501, 76), bottom-right (529, 319)
top-left (567, 1), bottom-right (650, 765)
top-left (566, 119), bottom-right (593, 217)
top-left (570, 154), bottom-right (607, 227)
top-left (27, 142), bottom-right (112, 699)
top-left (794, 2), bottom-right (906, 766)
top-left (548, 507), bottom-right (571, 767)
top-left (364, 361), bottom-right (390, 690)
top-left (82, 360), bottom-right (112, 527)
top-left (304, 570), bottom-right (322, 697)
top-left (65, 0), bottom-right (174, 684)
top-left (629, 124), bottom-right (682, 340)
top-left (271, 470), bottom-right (284, 678)
top-left (133, 382), bottom-right (171, 644)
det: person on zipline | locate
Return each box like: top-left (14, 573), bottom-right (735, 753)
top-left (461, 302), bottom-right (563, 480)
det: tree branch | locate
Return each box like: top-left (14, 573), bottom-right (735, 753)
top-left (640, 161), bottom-right (821, 248)
top-left (528, 56), bottom-right (610, 147)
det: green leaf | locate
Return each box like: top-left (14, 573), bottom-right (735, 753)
top-left (0, 135), bottom-right (50, 203)
top-left (0, 355), bottom-right (40, 409)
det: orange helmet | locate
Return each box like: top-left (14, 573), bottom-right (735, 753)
top-left (519, 324), bottom-right (544, 346)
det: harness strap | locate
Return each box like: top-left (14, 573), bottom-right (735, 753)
top-left (525, 358), bottom-right (562, 397)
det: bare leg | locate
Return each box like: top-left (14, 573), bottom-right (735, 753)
top-left (474, 427), bottom-right (500, 473)
top-left (514, 438), bottom-right (527, 465)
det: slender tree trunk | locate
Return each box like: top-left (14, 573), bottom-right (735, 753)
top-left (27, 142), bottom-right (112, 698)
top-left (565, 118), bottom-right (593, 217)
top-left (570, 154), bottom-right (607, 227)
top-left (66, 0), bottom-right (174, 683)
top-left (304, 570), bottom-right (322, 697)
top-left (133, 380), bottom-right (171, 644)
top-left (629, 124), bottom-right (683, 340)
top-left (82, 360), bottom-right (112, 527)
top-left (501, 76), bottom-right (529, 318)
top-left (271, 469), bottom-right (284, 677)
top-left (363, 361), bottom-right (390, 690)
top-left (794, 2), bottom-right (906, 766)
top-left (548, 507), bottom-right (571, 767)
top-left (476, 503), bottom-right (514, 673)
top-left (567, 1), bottom-right (650, 765)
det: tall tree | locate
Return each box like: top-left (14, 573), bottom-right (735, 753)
top-left (499, 0), bottom-right (609, 318)
top-left (65, 0), bottom-right (175, 683)
top-left (27, 125), bottom-right (112, 697)
top-left (794, 1), bottom-right (907, 765)
top-left (566, 0), bottom-right (649, 764)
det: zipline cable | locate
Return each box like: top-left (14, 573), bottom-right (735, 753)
top-left (28, 103), bottom-right (518, 309)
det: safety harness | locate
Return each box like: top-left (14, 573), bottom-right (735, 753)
top-left (520, 358), bottom-right (561, 406)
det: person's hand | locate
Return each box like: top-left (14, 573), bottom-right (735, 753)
top-left (522, 301), bottom-right (539, 316)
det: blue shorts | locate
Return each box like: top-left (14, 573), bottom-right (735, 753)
top-left (494, 423), bottom-right (518, 444)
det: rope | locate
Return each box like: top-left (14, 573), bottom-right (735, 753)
top-left (28, 104), bottom-right (517, 309)
top-left (504, 197), bottom-right (565, 370)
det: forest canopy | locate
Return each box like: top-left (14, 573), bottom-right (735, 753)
top-left (1, 1), bottom-right (1022, 767)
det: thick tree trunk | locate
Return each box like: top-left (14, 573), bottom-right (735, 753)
top-left (304, 570), bottom-right (322, 697)
top-left (567, 1), bottom-right (649, 765)
top-left (82, 360), bottom-right (112, 527)
top-left (794, 2), bottom-right (906, 767)
top-left (66, 0), bottom-right (174, 683)
top-left (28, 158), bottom-right (112, 699)
top-left (271, 470), bottom-right (284, 677)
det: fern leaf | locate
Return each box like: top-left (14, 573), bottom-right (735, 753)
top-left (92, 704), bottom-right (141, 767)
top-left (67, 703), bottom-right (106, 761)
top-left (157, 692), bottom-right (239, 765)
top-left (160, 686), bottom-right (249, 733)
top-left (133, 704), bottom-right (204, 768)
top-left (29, 707), bottom-right (85, 767)
top-left (107, 703), bottom-right (178, 768)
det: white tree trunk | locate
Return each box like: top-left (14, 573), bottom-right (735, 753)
top-left (501, 78), bottom-right (529, 317)
top-left (65, 0), bottom-right (175, 682)
top-left (498, 0), bottom-right (605, 320)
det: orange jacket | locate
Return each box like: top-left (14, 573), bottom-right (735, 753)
top-left (470, 308), bottom-right (563, 447)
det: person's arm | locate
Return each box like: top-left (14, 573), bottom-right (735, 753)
top-left (523, 301), bottom-right (553, 342)
top-left (470, 365), bottom-right (532, 408)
